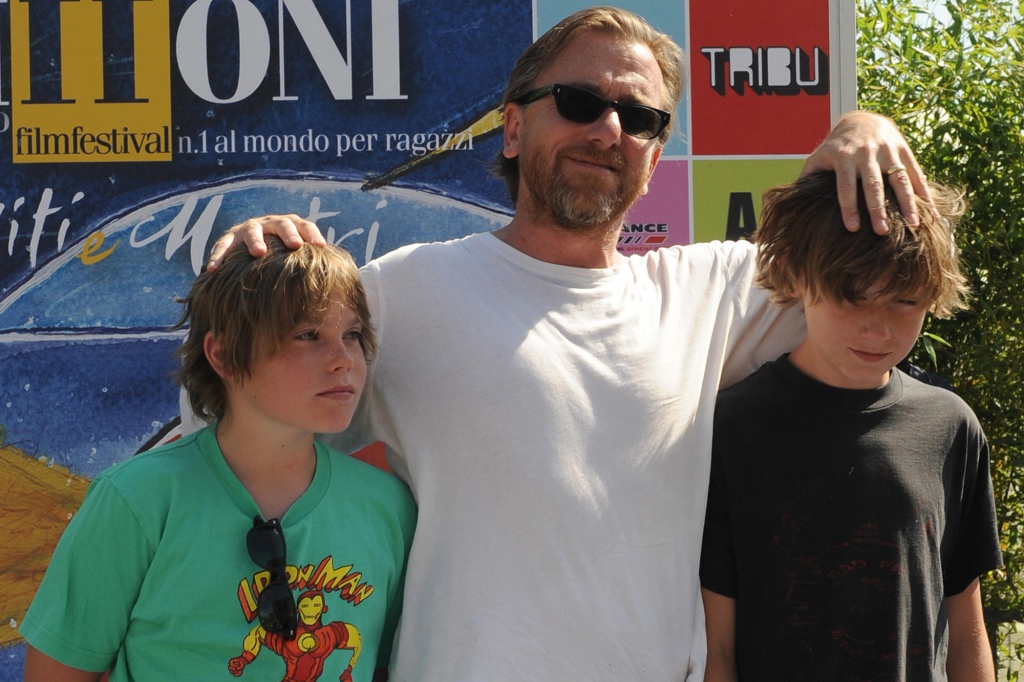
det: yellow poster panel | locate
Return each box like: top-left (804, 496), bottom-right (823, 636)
top-left (692, 158), bottom-right (806, 244)
top-left (10, 0), bottom-right (171, 163)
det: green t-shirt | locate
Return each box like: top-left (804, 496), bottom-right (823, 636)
top-left (21, 426), bottom-right (416, 682)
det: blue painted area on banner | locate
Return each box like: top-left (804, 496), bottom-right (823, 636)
top-left (0, 0), bottom-right (530, 476)
top-left (0, 646), bottom-right (24, 682)
top-left (0, 0), bottom-right (529, 293)
top-left (0, 336), bottom-right (183, 477)
top-left (0, 181), bottom-right (511, 477)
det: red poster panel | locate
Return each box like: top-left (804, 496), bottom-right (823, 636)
top-left (690, 0), bottom-right (832, 155)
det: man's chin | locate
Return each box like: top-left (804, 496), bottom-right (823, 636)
top-left (550, 205), bottom-right (622, 232)
top-left (552, 190), bottom-right (635, 229)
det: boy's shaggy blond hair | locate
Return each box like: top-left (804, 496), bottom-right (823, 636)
top-left (755, 171), bottom-right (969, 317)
top-left (175, 237), bottom-right (375, 423)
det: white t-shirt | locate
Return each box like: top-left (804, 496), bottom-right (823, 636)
top-left (326, 232), bottom-right (804, 681)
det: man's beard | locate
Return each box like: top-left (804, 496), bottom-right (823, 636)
top-left (521, 143), bottom-right (647, 232)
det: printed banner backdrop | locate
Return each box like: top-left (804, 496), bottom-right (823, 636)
top-left (0, 1), bottom-right (847, 678)
top-left (689, 0), bottom-right (833, 156)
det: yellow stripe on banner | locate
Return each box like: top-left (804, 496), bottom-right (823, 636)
top-left (362, 107), bottom-right (505, 191)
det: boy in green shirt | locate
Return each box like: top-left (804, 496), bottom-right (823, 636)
top-left (22, 238), bottom-right (415, 682)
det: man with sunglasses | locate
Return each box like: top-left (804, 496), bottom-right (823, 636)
top-left (206, 7), bottom-right (932, 681)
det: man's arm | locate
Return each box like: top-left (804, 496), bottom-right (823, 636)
top-left (802, 110), bottom-right (930, 234)
top-left (702, 588), bottom-right (739, 682)
top-left (206, 112), bottom-right (925, 270)
top-left (945, 578), bottom-right (996, 681)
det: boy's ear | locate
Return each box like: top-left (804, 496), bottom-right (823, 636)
top-left (787, 276), bottom-right (807, 302)
top-left (203, 332), bottom-right (230, 379)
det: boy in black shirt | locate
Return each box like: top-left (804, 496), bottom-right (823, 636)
top-left (700, 171), bottom-right (1002, 681)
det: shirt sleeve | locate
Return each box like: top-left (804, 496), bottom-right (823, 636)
top-left (700, 440), bottom-right (739, 599)
top-left (715, 240), bottom-right (806, 389)
top-left (943, 420), bottom-right (1003, 596)
top-left (375, 478), bottom-right (417, 670)
top-left (19, 475), bottom-right (155, 672)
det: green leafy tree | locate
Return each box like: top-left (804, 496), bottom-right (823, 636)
top-left (858, 0), bottom-right (1024, 675)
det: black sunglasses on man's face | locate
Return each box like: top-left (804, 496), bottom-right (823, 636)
top-left (514, 83), bottom-right (671, 140)
top-left (247, 516), bottom-right (297, 640)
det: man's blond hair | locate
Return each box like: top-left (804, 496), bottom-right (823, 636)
top-left (494, 6), bottom-right (686, 205)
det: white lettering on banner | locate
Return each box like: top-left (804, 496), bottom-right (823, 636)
top-left (130, 194), bottom-right (221, 275)
top-left (366, 0), bottom-right (403, 100)
top-left (123, 194), bottom-right (380, 276)
top-left (383, 131), bottom-right (474, 157)
top-left (2, 189), bottom-right (86, 268)
top-left (0, 191), bottom-right (346, 280)
top-left (176, 0), bottom-right (404, 105)
top-left (177, 0), bottom-right (271, 104)
top-left (700, 45), bottom-right (828, 96)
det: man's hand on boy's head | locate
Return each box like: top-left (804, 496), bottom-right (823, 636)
top-left (207, 214), bottom-right (326, 272)
top-left (802, 110), bottom-right (934, 236)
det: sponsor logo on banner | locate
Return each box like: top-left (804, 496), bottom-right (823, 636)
top-left (618, 222), bottom-right (669, 250)
top-left (699, 45), bottom-right (829, 96)
top-left (10, 0), bottom-right (172, 162)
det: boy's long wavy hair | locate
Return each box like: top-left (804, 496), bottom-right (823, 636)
top-left (755, 170), bottom-right (969, 318)
top-left (174, 237), bottom-right (375, 423)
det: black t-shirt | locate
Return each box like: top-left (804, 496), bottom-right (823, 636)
top-left (700, 356), bottom-right (1002, 681)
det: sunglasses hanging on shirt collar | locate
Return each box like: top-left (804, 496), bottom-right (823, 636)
top-left (247, 516), bottom-right (298, 640)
